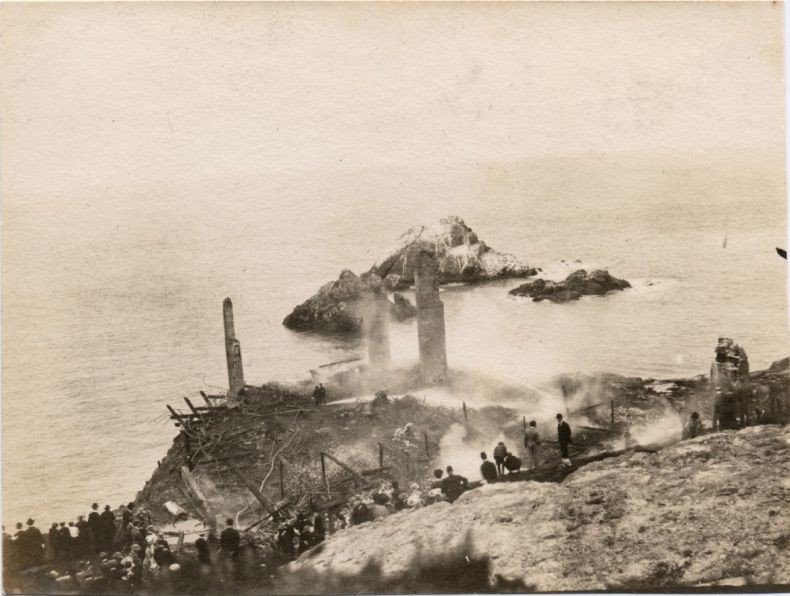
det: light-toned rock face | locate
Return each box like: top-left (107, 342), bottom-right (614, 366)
top-left (283, 217), bottom-right (536, 334)
top-left (372, 216), bottom-right (536, 287)
top-left (288, 425), bottom-right (790, 591)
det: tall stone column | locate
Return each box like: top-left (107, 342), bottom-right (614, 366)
top-left (365, 283), bottom-right (391, 373)
top-left (412, 243), bottom-right (448, 385)
top-left (223, 298), bottom-right (245, 397)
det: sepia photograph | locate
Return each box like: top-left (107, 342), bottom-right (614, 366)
top-left (1, 1), bottom-right (788, 593)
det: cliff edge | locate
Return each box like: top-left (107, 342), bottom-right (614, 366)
top-left (287, 425), bottom-right (790, 591)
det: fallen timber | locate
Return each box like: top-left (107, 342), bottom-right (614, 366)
top-left (499, 444), bottom-right (661, 484)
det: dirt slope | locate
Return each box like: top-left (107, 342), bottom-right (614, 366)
top-left (288, 425), bottom-right (790, 590)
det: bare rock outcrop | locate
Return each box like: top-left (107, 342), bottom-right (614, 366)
top-left (372, 216), bottom-right (537, 288)
top-left (287, 425), bottom-right (790, 590)
top-left (509, 269), bottom-right (630, 303)
top-left (284, 217), bottom-right (536, 334)
top-left (283, 270), bottom-right (417, 334)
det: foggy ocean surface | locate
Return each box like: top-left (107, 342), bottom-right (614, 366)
top-left (2, 160), bottom-right (788, 525)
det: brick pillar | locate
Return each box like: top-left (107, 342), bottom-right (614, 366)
top-left (412, 243), bottom-right (448, 384)
top-left (223, 298), bottom-right (245, 397)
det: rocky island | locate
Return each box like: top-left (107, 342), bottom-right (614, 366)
top-left (509, 269), bottom-right (631, 303)
top-left (283, 216), bottom-right (537, 334)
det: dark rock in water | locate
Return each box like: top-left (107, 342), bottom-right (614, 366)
top-left (282, 270), bottom-right (418, 334)
top-left (282, 269), bottom-right (366, 333)
top-left (284, 216), bottom-right (536, 334)
top-left (509, 269), bottom-right (630, 303)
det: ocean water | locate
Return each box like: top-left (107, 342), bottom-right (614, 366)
top-left (3, 158), bottom-right (788, 525)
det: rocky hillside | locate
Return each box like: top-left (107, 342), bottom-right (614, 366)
top-left (283, 217), bottom-right (536, 334)
top-left (287, 425), bottom-right (790, 591)
top-left (510, 269), bottom-right (630, 303)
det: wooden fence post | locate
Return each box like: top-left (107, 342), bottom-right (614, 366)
top-left (522, 416), bottom-right (527, 432)
top-left (610, 400), bottom-right (615, 428)
top-left (279, 460), bottom-right (285, 500)
top-left (320, 453), bottom-right (330, 496)
top-left (378, 442), bottom-right (384, 468)
top-left (424, 433), bottom-right (430, 457)
top-left (463, 402), bottom-right (468, 423)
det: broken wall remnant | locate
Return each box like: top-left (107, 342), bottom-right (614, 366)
top-left (364, 281), bottom-right (391, 372)
top-left (412, 242), bottom-right (448, 385)
top-left (223, 297), bottom-right (245, 397)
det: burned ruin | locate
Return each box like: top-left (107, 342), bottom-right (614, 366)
top-left (364, 280), bottom-right (391, 373)
top-left (223, 297), bottom-right (245, 398)
top-left (411, 242), bottom-right (449, 385)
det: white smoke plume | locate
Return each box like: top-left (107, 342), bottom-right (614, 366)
top-left (437, 423), bottom-right (509, 483)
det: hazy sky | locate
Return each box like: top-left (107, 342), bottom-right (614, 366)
top-left (1, 1), bottom-right (784, 208)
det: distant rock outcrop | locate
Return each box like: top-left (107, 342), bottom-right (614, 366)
top-left (284, 217), bottom-right (536, 334)
top-left (509, 269), bottom-right (630, 303)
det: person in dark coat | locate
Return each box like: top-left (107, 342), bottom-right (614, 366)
top-left (48, 523), bottom-right (61, 561)
top-left (58, 522), bottom-right (72, 561)
top-left (219, 519), bottom-right (241, 559)
top-left (100, 505), bottom-right (116, 551)
top-left (312, 383), bottom-right (327, 406)
top-left (556, 414), bottom-right (572, 464)
top-left (88, 504), bottom-right (102, 553)
top-left (479, 452), bottom-right (498, 483)
top-left (24, 519), bottom-right (45, 567)
top-left (503, 452), bottom-right (522, 474)
top-left (3, 526), bottom-right (16, 574)
top-left (493, 442), bottom-right (508, 476)
top-left (195, 533), bottom-right (212, 566)
top-left (76, 515), bottom-right (92, 556)
top-left (439, 466), bottom-right (469, 503)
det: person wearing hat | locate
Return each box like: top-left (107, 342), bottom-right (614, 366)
top-left (24, 518), bottom-right (45, 567)
top-left (87, 504), bottom-right (102, 553)
top-left (99, 505), bottom-right (115, 552)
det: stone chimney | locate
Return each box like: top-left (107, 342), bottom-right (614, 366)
top-left (411, 242), bottom-right (448, 384)
top-left (223, 298), bottom-right (245, 397)
top-left (364, 279), bottom-right (391, 373)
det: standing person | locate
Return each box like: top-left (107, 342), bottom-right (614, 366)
top-left (49, 523), bottom-right (61, 562)
top-left (58, 523), bottom-right (72, 561)
top-left (24, 519), bottom-right (45, 567)
top-left (88, 504), bottom-right (102, 553)
top-left (13, 522), bottom-right (28, 570)
top-left (3, 525), bottom-right (16, 576)
top-left (493, 442), bottom-right (508, 476)
top-left (556, 414), bottom-right (573, 467)
top-left (100, 505), bottom-right (116, 551)
top-left (524, 420), bottom-right (540, 470)
top-left (479, 452), bottom-right (498, 483)
top-left (313, 383), bottom-right (326, 406)
top-left (76, 515), bottom-right (92, 556)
